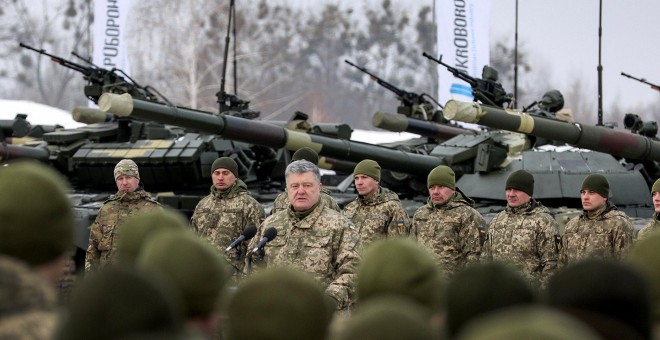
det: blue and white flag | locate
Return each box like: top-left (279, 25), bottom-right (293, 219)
top-left (436, 0), bottom-right (491, 105)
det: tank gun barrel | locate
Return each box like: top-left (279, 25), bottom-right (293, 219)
top-left (373, 111), bottom-right (476, 140)
top-left (98, 93), bottom-right (444, 177)
top-left (444, 100), bottom-right (660, 162)
top-left (0, 144), bottom-right (49, 162)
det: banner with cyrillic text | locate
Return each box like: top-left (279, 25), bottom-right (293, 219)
top-left (93, 0), bottom-right (132, 76)
top-left (436, 0), bottom-right (491, 105)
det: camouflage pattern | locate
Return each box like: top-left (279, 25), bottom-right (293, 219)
top-left (410, 192), bottom-right (485, 277)
top-left (85, 189), bottom-right (160, 271)
top-left (483, 200), bottom-right (559, 287)
top-left (271, 187), bottom-right (339, 215)
top-left (191, 179), bottom-right (265, 282)
top-left (113, 158), bottom-right (140, 180)
top-left (342, 187), bottom-right (410, 246)
top-left (637, 213), bottom-right (660, 240)
top-left (560, 202), bottom-right (634, 265)
top-left (0, 256), bottom-right (59, 339)
top-left (56, 248), bottom-right (77, 304)
top-left (248, 203), bottom-right (360, 310)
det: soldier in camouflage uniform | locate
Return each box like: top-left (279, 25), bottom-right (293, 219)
top-left (637, 178), bottom-right (660, 240)
top-left (0, 161), bottom-right (76, 338)
top-left (343, 159), bottom-right (410, 246)
top-left (411, 165), bottom-right (485, 277)
top-left (483, 170), bottom-right (559, 287)
top-left (191, 157), bottom-right (265, 282)
top-left (561, 174), bottom-right (634, 265)
top-left (271, 147), bottom-right (339, 214)
top-left (86, 159), bottom-right (161, 271)
top-left (248, 160), bottom-right (360, 310)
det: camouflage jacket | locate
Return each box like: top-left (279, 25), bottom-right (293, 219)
top-left (248, 203), bottom-right (360, 310)
top-left (0, 256), bottom-right (59, 339)
top-left (342, 187), bottom-right (410, 246)
top-left (483, 200), bottom-right (559, 287)
top-left (560, 202), bottom-right (633, 265)
top-left (637, 213), bottom-right (660, 241)
top-left (191, 180), bottom-right (265, 279)
top-left (410, 192), bottom-right (485, 277)
top-left (271, 187), bottom-right (339, 215)
top-left (86, 189), bottom-right (160, 271)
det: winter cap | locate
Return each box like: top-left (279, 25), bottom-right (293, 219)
top-left (505, 170), bottom-right (534, 196)
top-left (226, 267), bottom-right (333, 340)
top-left (354, 159), bottom-right (381, 182)
top-left (0, 161), bottom-right (74, 266)
top-left (56, 265), bottom-right (184, 340)
top-left (116, 208), bottom-right (188, 265)
top-left (211, 157), bottom-right (238, 177)
top-left (427, 165), bottom-right (455, 189)
top-left (337, 296), bottom-right (436, 340)
top-left (357, 238), bottom-right (446, 313)
top-left (138, 231), bottom-right (229, 317)
top-left (114, 159), bottom-right (140, 181)
top-left (581, 174), bottom-right (610, 198)
top-left (652, 178), bottom-right (660, 194)
top-left (292, 147), bottom-right (319, 165)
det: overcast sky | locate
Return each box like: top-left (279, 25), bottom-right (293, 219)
top-left (288, 0), bottom-right (660, 122)
top-left (491, 0), bottom-right (660, 122)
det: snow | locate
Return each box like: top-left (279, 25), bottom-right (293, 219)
top-left (0, 99), bottom-right (85, 129)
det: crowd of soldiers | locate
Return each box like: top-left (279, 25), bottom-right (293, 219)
top-left (1, 146), bottom-right (660, 339)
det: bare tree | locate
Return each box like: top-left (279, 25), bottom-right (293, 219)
top-left (0, 0), bottom-right (92, 108)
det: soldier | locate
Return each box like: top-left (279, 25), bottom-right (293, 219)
top-left (637, 178), bottom-right (660, 240)
top-left (191, 156), bottom-right (265, 282)
top-left (86, 159), bottom-right (161, 271)
top-left (56, 265), bottom-right (186, 340)
top-left (0, 161), bottom-right (75, 338)
top-left (138, 230), bottom-right (228, 338)
top-left (271, 147), bottom-right (340, 214)
top-left (226, 267), bottom-right (334, 340)
top-left (410, 165), bottom-right (485, 277)
top-left (356, 238), bottom-right (446, 332)
top-left (445, 262), bottom-right (536, 338)
top-left (483, 170), bottom-right (559, 287)
top-left (343, 159), bottom-right (410, 246)
top-left (560, 174), bottom-right (634, 264)
top-left (248, 160), bottom-right (360, 311)
top-left (115, 207), bottom-right (189, 265)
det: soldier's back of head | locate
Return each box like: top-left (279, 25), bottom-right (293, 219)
top-left (56, 265), bottom-right (185, 340)
top-left (0, 161), bottom-right (74, 268)
top-left (445, 262), bottom-right (536, 337)
top-left (547, 258), bottom-right (652, 340)
top-left (226, 266), bottom-right (333, 340)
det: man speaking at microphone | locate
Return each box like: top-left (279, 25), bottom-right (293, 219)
top-left (248, 160), bottom-right (361, 311)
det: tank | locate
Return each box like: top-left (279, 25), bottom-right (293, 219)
top-left (442, 99), bottom-right (656, 225)
top-left (12, 44), bottom-right (361, 269)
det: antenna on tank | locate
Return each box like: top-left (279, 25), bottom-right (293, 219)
top-left (596, 0), bottom-right (604, 126)
top-left (513, 0), bottom-right (519, 109)
top-left (215, 0), bottom-right (258, 119)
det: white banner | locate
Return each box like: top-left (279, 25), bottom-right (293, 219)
top-left (436, 0), bottom-right (491, 105)
top-left (93, 0), bottom-right (132, 75)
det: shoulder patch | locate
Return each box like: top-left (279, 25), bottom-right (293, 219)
top-left (347, 222), bottom-right (355, 230)
top-left (396, 220), bottom-right (404, 228)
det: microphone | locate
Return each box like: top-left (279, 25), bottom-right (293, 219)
top-left (225, 225), bottom-right (258, 252)
top-left (252, 227), bottom-right (278, 253)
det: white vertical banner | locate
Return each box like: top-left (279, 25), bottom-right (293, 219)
top-left (93, 0), bottom-right (132, 75)
top-left (436, 0), bottom-right (491, 105)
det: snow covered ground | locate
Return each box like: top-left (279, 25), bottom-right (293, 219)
top-left (0, 99), bottom-right (85, 129)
